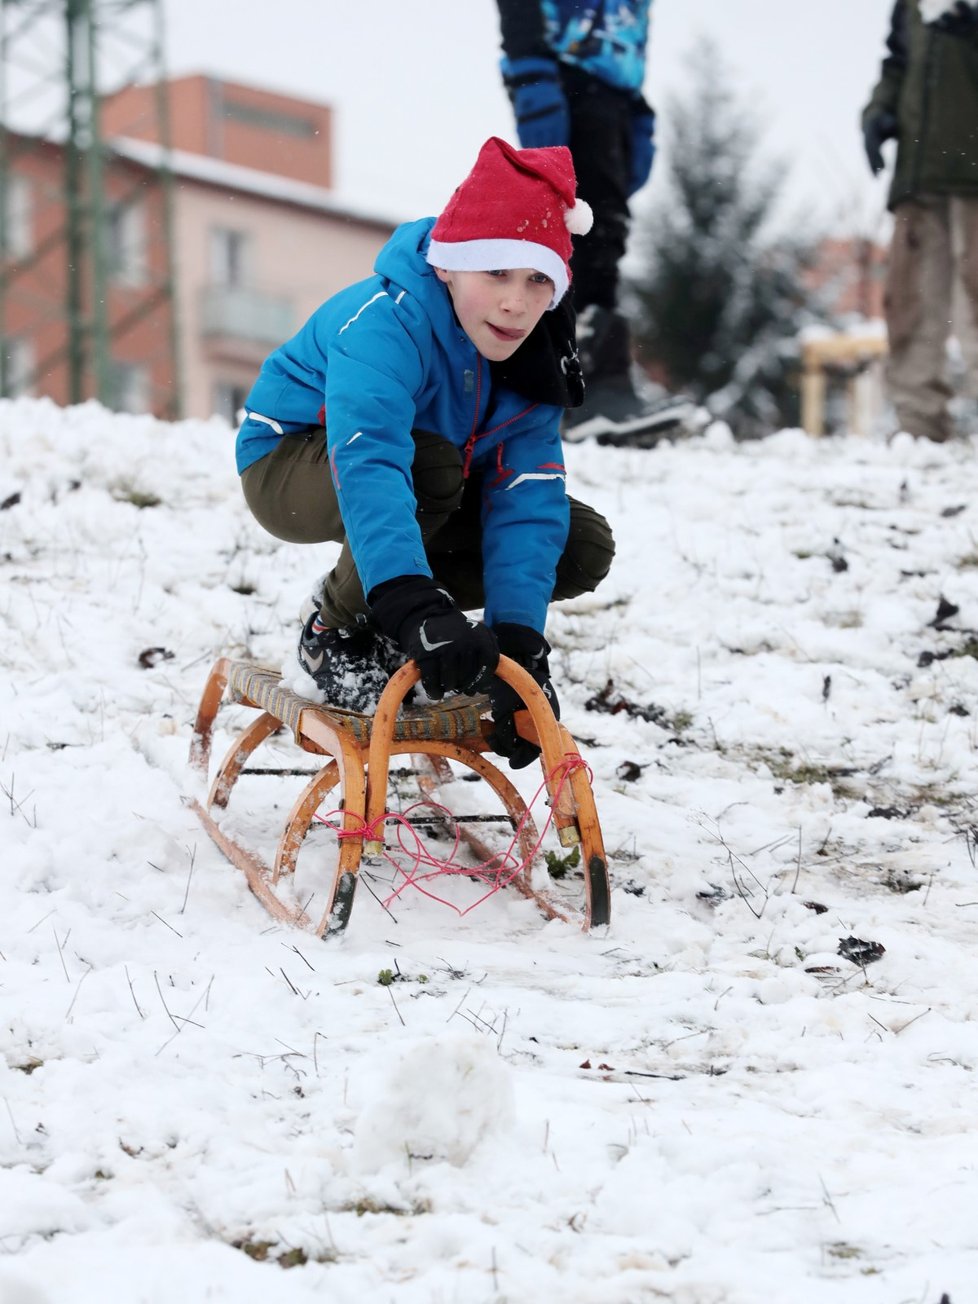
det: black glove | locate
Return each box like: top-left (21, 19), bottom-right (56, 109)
top-left (930, 1), bottom-right (978, 35)
top-left (501, 55), bottom-right (570, 149)
top-left (487, 623), bottom-right (560, 770)
top-left (370, 576), bottom-right (498, 700)
top-left (863, 109), bottom-right (898, 177)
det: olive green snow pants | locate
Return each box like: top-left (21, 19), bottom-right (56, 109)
top-left (240, 428), bottom-right (616, 628)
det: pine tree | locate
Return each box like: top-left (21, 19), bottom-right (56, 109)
top-left (628, 39), bottom-right (819, 437)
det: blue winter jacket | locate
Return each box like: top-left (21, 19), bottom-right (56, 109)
top-left (498, 0), bottom-right (651, 93)
top-left (236, 218), bottom-right (570, 634)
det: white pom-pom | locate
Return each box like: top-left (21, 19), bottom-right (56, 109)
top-left (564, 198), bottom-right (593, 236)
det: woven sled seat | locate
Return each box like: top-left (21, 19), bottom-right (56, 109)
top-left (189, 656), bottom-right (610, 938)
top-left (224, 660), bottom-right (487, 747)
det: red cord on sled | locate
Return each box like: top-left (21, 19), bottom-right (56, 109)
top-left (313, 754), bottom-right (590, 916)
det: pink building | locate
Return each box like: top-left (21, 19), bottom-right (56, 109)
top-left (804, 237), bottom-right (887, 323)
top-left (1, 76), bottom-right (398, 421)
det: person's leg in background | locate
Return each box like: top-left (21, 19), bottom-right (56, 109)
top-left (564, 71), bottom-right (630, 320)
top-left (885, 196), bottom-right (955, 442)
top-left (949, 195), bottom-right (978, 433)
top-left (559, 66), bottom-right (703, 446)
top-left (559, 66), bottom-right (640, 434)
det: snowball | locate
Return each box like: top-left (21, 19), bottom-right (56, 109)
top-left (0, 1277), bottom-right (51, 1304)
top-left (353, 1034), bottom-right (515, 1172)
top-left (0, 1274), bottom-right (52, 1304)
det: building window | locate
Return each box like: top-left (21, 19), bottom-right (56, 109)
top-left (213, 380), bottom-right (250, 426)
top-left (107, 360), bottom-right (150, 414)
top-left (0, 336), bottom-right (34, 397)
top-left (106, 199), bottom-right (148, 286)
top-left (210, 227), bottom-right (250, 289)
top-left (222, 99), bottom-right (318, 139)
top-left (1, 174), bottom-right (32, 259)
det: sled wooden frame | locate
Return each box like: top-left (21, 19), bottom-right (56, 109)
top-left (188, 655), bottom-right (610, 938)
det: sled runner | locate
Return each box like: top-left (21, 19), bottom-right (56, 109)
top-left (188, 655), bottom-right (610, 938)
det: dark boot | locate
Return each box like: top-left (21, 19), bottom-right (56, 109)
top-left (564, 306), bottom-right (705, 446)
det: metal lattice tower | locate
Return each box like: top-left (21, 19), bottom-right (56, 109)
top-left (0, 0), bottom-right (180, 415)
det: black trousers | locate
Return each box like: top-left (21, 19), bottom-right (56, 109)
top-left (562, 64), bottom-right (634, 312)
top-left (240, 429), bottom-right (616, 628)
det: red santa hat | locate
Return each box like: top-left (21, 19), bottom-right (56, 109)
top-left (425, 136), bottom-right (593, 308)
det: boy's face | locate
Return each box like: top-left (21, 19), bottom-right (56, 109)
top-left (434, 267), bottom-right (555, 362)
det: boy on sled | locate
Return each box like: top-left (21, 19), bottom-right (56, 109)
top-left (236, 136), bottom-right (615, 769)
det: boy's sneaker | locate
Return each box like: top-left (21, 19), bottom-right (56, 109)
top-left (297, 611), bottom-right (406, 713)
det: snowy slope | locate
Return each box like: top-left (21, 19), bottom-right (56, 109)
top-left (2, 397), bottom-right (977, 1303)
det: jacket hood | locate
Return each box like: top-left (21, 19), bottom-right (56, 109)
top-left (373, 217), bottom-right (460, 340)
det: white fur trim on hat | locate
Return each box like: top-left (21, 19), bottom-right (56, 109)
top-left (426, 237), bottom-right (569, 308)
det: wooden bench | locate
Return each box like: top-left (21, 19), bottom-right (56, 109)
top-left (800, 332), bottom-right (888, 437)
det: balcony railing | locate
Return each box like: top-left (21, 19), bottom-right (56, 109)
top-left (199, 284), bottom-right (294, 346)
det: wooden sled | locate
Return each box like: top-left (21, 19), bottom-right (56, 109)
top-left (188, 655), bottom-right (610, 939)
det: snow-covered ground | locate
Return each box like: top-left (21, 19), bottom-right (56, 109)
top-left (2, 397), bottom-right (977, 1303)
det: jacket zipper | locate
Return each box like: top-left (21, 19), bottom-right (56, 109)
top-left (461, 357), bottom-right (483, 478)
top-left (460, 353), bottom-right (542, 478)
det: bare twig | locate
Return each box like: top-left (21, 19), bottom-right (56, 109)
top-left (386, 983), bottom-right (405, 1027)
top-left (446, 987), bottom-right (471, 1025)
top-left (1, 772), bottom-right (38, 828)
top-left (284, 943), bottom-right (315, 972)
top-left (279, 968), bottom-right (309, 999)
top-left (154, 978), bottom-right (212, 1056)
top-left (357, 869), bottom-right (400, 922)
top-left (695, 813), bottom-right (769, 918)
top-left (792, 826), bottom-right (803, 894)
top-left (65, 963), bottom-right (94, 1022)
top-left (714, 985), bottom-right (733, 1010)
top-left (52, 926), bottom-right (70, 982)
top-left (496, 1008), bottom-right (509, 1053)
top-left (893, 1008), bottom-right (931, 1036)
top-left (3, 1098), bottom-right (22, 1145)
top-left (150, 911), bottom-right (183, 937)
top-left (819, 1175), bottom-right (841, 1223)
top-left (153, 971), bottom-right (182, 1032)
top-left (179, 844), bottom-right (196, 915)
top-left (125, 966), bottom-right (145, 1019)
